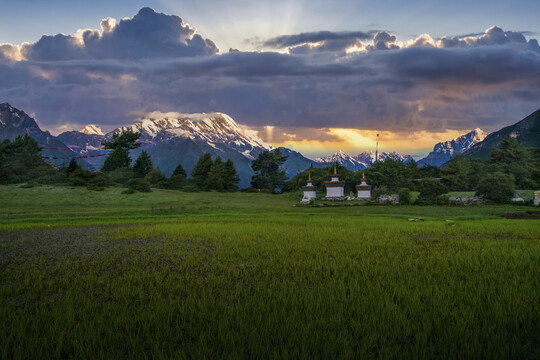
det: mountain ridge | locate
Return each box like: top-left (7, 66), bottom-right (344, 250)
top-left (418, 128), bottom-right (487, 167)
top-left (463, 109), bottom-right (540, 159)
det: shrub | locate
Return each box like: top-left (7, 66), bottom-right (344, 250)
top-left (144, 167), bottom-right (167, 187)
top-left (476, 172), bottom-right (515, 203)
top-left (416, 179), bottom-right (448, 205)
top-left (398, 188), bottom-right (411, 205)
top-left (104, 167), bottom-right (136, 186)
top-left (127, 178), bottom-right (151, 193)
top-left (437, 194), bottom-right (450, 206)
top-left (121, 188), bottom-right (136, 195)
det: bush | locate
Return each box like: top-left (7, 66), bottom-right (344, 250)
top-left (416, 179), bottom-right (448, 205)
top-left (476, 172), bottom-right (515, 203)
top-left (398, 188), bottom-right (411, 205)
top-left (104, 167), bottom-right (136, 186)
top-left (86, 174), bottom-right (106, 191)
top-left (145, 167), bottom-right (167, 187)
top-left (437, 194), bottom-right (450, 206)
top-left (121, 188), bottom-right (136, 195)
top-left (127, 178), bottom-right (151, 193)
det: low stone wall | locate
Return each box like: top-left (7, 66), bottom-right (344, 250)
top-left (449, 196), bottom-right (485, 205)
top-left (377, 194), bottom-right (399, 205)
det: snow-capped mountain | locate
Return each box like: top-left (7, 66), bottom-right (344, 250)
top-left (117, 112), bottom-right (271, 158)
top-left (418, 129), bottom-right (487, 167)
top-left (354, 151), bottom-right (413, 167)
top-left (314, 149), bottom-right (414, 170)
top-left (58, 111), bottom-right (273, 187)
top-left (316, 150), bottom-right (366, 171)
top-left (80, 125), bottom-right (104, 135)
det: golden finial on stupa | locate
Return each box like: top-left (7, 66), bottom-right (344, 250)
top-left (362, 170), bottom-right (365, 179)
top-left (333, 163), bottom-right (337, 175)
top-left (308, 172), bottom-right (312, 181)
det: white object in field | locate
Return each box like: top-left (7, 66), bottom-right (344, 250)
top-left (301, 172), bottom-right (317, 201)
top-left (356, 171), bottom-right (372, 200)
top-left (324, 163), bottom-right (345, 198)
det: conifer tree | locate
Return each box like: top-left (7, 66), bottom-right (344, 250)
top-left (101, 129), bottom-right (141, 172)
top-left (206, 156), bottom-right (225, 191)
top-left (191, 153), bottom-right (213, 189)
top-left (250, 149), bottom-right (287, 191)
top-left (67, 158), bottom-right (80, 174)
top-left (168, 163), bottom-right (187, 189)
top-left (222, 159), bottom-right (240, 191)
top-left (133, 151), bottom-right (153, 177)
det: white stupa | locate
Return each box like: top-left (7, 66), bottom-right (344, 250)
top-left (355, 171), bottom-right (372, 200)
top-left (324, 163), bottom-right (345, 199)
top-left (301, 172), bottom-right (317, 203)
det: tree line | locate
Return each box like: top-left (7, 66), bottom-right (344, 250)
top-left (1, 130), bottom-right (538, 203)
top-left (0, 130), bottom-right (240, 193)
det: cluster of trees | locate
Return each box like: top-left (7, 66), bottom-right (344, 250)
top-left (285, 136), bottom-right (539, 204)
top-left (0, 130), bottom-right (240, 194)
top-left (250, 150), bottom-right (288, 192)
top-left (191, 153), bottom-right (240, 192)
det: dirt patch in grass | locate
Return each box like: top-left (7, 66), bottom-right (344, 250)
top-left (504, 211), bottom-right (540, 219)
top-left (0, 225), bottom-right (164, 270)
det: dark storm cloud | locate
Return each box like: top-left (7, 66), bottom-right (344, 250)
top-left (20, 7), bottom-right (217, 61)
top-left (259, 31), bottom-right (377, 48)
top-left (1, 12), bottom-right (540, 136)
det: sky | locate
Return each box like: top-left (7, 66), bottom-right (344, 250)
top-left (1, 0), bottom-right (540, 157)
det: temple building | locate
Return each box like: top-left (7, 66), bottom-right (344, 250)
top-left (324, 163), bottom-right (345, 199)
top-left (356, 171), bottom-right (372, 200)
top-left (301, 172), bottom-right (317, 202)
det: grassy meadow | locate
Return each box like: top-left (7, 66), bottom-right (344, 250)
top-left (1, 185), bottom-right (539, 359)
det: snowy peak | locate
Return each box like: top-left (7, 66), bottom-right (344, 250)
top-left (315, 149), bottom-right (413, 170)
top-left (419, 128), bottom-right (488, 167)
top-left (355, 151), bottom-right (413, 167)
top-left (316, 150), bottom-right (366, 170)
top-left (80, 124), bottom-right (104, 135)
top-left (113, 111), bottom-right (271, 157)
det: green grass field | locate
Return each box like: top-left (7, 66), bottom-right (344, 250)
top-left (1, 185), bottom-right (539, 359)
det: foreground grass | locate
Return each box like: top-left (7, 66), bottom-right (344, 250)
top-left (1, 185), bottom-right (539, 358)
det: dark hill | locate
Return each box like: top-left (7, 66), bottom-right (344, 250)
top-left (464, 109), bottom-right (540, 159)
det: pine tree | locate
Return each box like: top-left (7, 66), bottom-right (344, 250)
top-left (488, 136), bottom-right (531, 188)
top-left (222, 159), bottom-right (240, 191)
top-left (191, 153), bottom-right (213, 190)
top-left (101, 148), bottom-right (131, 172)
top-left (172, 164), bottom-right (187, 179)
top-left (206, 157), bottom-right (225, 191)
top-left (168, 164), bottom-right (187, 189)
top-left (250, 149), bottom-right (287, 191)
top-left (67, 158), bottom-right (80, 174)
top-left (101, 129), bottom-right (141, 172)
top-left (133, 151), bottom-right (153, 177)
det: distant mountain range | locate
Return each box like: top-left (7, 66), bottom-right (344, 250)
top-left (418, 129), bottom-right (487, 167)
top-left (315, 150), bottom-right (413, 171)
top-left (3, 102), bottom-right (538, 187)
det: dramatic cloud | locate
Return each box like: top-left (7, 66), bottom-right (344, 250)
top-left (18, 7), bottom-right (218, 61)
top-left (1, 8), bottom-right (539, 153)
